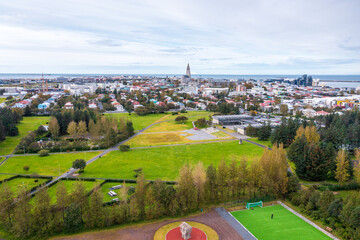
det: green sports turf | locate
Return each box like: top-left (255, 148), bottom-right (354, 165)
top-left (230, 205), bottom-right (332, 240)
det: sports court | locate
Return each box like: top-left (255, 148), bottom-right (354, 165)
top-left (230, 204), bottom-right (333, 240)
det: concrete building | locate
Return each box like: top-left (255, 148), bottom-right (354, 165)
top-left (212, 115), bottom-right (253, 125)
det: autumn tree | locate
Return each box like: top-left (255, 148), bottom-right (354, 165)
top-left (354, 149), bottom-right (360, 184)
top-left (248, 159), bottom-right (263, 198)
top-left (133, 174), bottom-right (146, 219)
top-left (216, 160), bottom-right (229, 202)
top-left (0, 183), bottom-right (14, 228)
top-left (177, 164), bottom-right (196, 212)
top-left (335, 149), bottom-right (350, 184)
top-left (49, 116), bottom-right (60, 138)
top-left (32, 186), bottom-right (53, 238)
top-left (67, 121), bottom-right (78, 136)
top-left (193, 162), bottom-right (206, 208)
top-left (86, 185), bottom-right (105, 228)
top-left (77, 121), bottom-right (87, 136)
top-left (12, 186), bottom-right (33, 239)
top-left (260, 144), bottom-right (288, 197)
top-left (205, 164), bottom-right (217, 202)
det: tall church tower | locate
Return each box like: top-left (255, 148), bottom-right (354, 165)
top-left (186, 63), bottom-right (191, 79)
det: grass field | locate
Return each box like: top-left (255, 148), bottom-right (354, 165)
top-left (230, 204), bottom-right (332, 240)
top-left (0, 151), bottom-right (102, 176)
top-left (143, 121), bottom-right (193, 133)
top-left (248, 137), bottom-right (272, 147)
top-left (127, 131), bottom-right (231, 147)
top-left (105, 113), bottom-right (168, 131)
top-left (0, 177), bottom-right (48, 196)
top-left (211, 131), bottom-right (231, 138)
top-left (0, 174), bottom-right (15, 181)
top-left (0, 116), bottom-right (50, 155)
top-left (81, 141), bottom-right (264, 180)
top-left (106, 111), bottom-right (211, 131)
top-left (46, 180), bottom-right (99, 203)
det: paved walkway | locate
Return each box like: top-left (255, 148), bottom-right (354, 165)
top-left (215, 207), bottom-right (257, 240)
top-left (277, 201), bottom-right (340, 240)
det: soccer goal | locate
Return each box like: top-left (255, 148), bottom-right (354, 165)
top-left (246, 201), bottom-right (263, 209)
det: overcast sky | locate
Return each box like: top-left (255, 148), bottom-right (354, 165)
top-left (0, 0), bottom-right (360, 74)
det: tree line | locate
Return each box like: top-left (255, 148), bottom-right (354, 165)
top-left (0, 145), bottom-right (296, 239)
top-left (0, 108), bottom-right (22, 142)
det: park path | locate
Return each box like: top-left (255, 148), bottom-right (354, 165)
top-left (277, 201), bottom-right (339, 240)
top-left (215, 207), bottom-right (257, 240)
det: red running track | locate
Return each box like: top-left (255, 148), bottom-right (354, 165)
top-left (166, 227), bottom-right (207, 240)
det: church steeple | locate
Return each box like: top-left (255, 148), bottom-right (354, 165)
top-left (186, 63), bottom-right (191, 79)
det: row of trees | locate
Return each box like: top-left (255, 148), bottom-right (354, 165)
top-left (290, 187), bottom-right (360, 240)
top-left (0, 145), bottom-right (296, 239)
top-left (0, 108), bottom-right (22, 141)
top-left (288, 125), bottom-right (360, 183)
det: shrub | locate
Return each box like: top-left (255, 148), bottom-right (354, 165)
top-left (119, 145), bottom-right (130, 152)
top-left (175, 115), bottom-right (188, 123)
top-left (39, 150), bottom-right (49, 157)
top-left (171, 112), bottom-right (179, 115)
top-left (194, 118), bottom-right (208, 128)
top-left (23, 166), bottom-right (30, 172)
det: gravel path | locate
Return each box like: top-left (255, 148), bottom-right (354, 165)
top-left (215, 207), bottom-right (257, 240)
top-left (52, 209), bottom-right (243, 240)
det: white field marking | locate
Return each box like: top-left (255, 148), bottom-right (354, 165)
top-left (227, 211), bottom-right (258, 240)
top-left (277, 201), bottom-right (340, 240)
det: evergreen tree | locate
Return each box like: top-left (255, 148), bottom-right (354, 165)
top-left (64, 203), bottom-right (82, 233)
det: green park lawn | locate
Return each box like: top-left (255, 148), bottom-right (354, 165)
top-left (81, 141), bottom-right (264, 180)
top-left (0, 151), bottom-right (102, 176)
top-left (105, 113), bottom-right (168, 131)
top-left (0, 116), bottom-right (50, 155)
top-left (211, 131), bottom-right (232, 138)
top-left (106, 111), bottom-right (211, 131)
top-left (0, 177), bottom-right (48, 196)
top-left (0, 174), bottom-right (15, 181)
top-left (248, 137), bottom-right (272, 148)
top-left (46, 180), bottom-right (99, 204)
top-left (143, 121), bottom-right (193, 133)
top-left (230, 204), bottom-right (332, 240)
top-left (126, 131), bottom-right (232, 147)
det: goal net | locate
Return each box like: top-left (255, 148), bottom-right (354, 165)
top-left (246, 201), bottom-right (263, 209)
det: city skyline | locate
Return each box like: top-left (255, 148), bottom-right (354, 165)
top-left (0, 0), bottom-right (360, 74)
